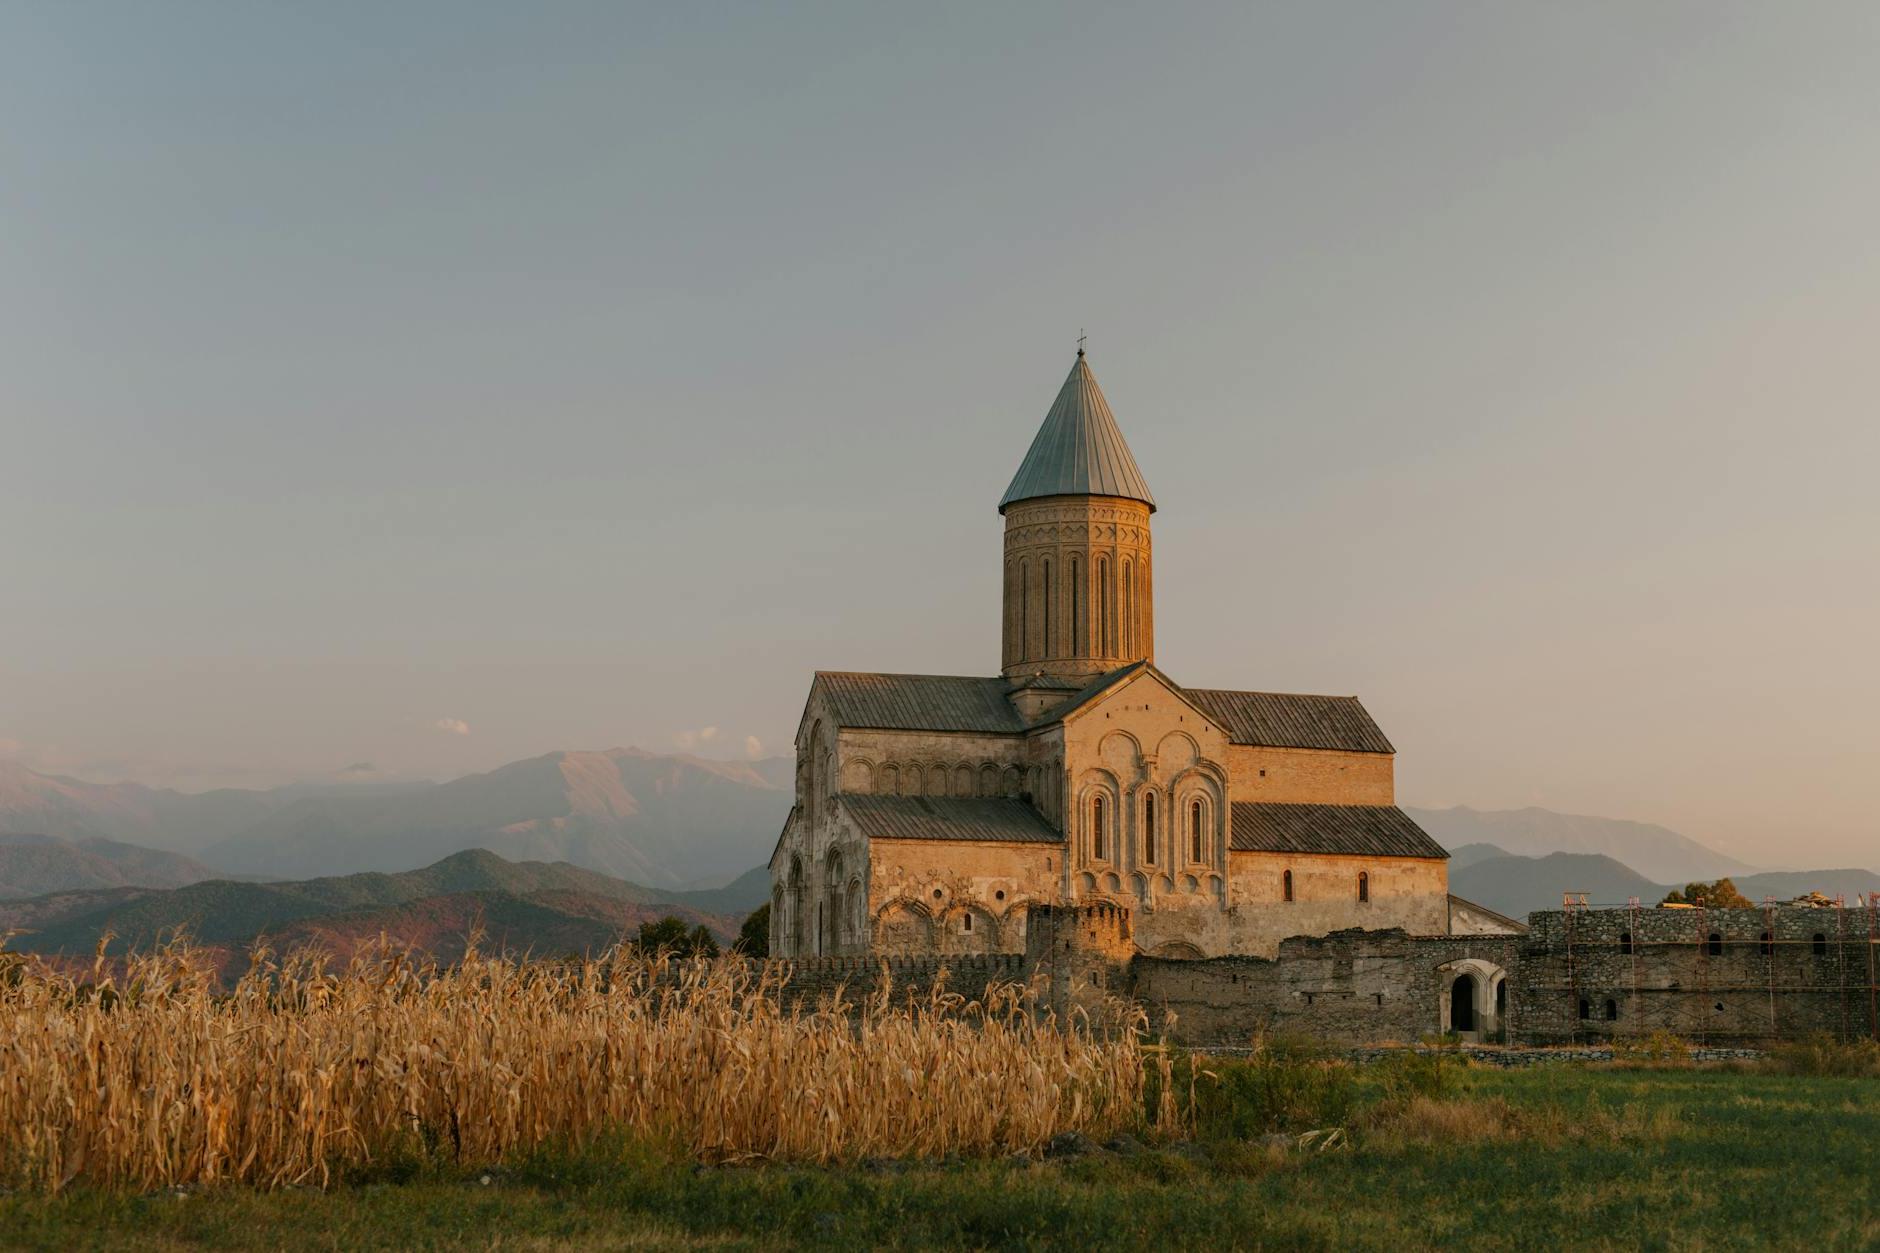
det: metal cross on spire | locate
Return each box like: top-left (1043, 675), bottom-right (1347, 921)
top-left (1077, 329), bottom-right (1087, 357)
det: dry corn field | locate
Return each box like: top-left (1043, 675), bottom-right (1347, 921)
top-left (0, 940), bottom-right (1163, 1193)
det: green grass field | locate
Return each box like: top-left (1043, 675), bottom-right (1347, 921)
top-left (5, 1063), bottom-right (1876, 1251)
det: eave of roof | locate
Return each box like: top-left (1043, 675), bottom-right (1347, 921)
top-left (841, 794), bottom-right (1061, 845)
top-left (1229, 802), bottom-right (1447, 860)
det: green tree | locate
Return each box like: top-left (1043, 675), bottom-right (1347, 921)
top-left (736, 903), bottom-right (771, 958)
top-left (1661, 878), bottom-right (1754, 909)
top-left (634, 915), bottom-right (722, 956)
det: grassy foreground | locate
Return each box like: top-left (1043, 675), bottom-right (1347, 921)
top-left (6, 1065), bottom-right (1876, 1252)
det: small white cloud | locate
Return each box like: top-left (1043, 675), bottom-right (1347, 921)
top-left (433, 718), bottom-right (471, 736)
top-left (673, 726), bottom-right (721, 750)
top-left (744, 736), bottom-right (765, 759)
top-left (699, 726), bottom-right (719, 743)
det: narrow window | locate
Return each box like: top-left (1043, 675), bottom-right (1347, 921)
top-left (1042, 559), bottom-right (1054, 658)
top-left (1578, 998), bottom-right (1590, 1021)
top-left (1190, 801), bottom-right (1203, 862)
top-left (963, 913), bottom-right (973, 933)
top-left (1619, 931), bottom-right (1634, 955)
top-left (1282, 869), bottom-right (1294, 902)
top-left (1019, 561), bottom-right (1030, 661)
top-left (1098, 558), bottom-right (1112, 655)
top-left (1122, 561), bottom-right (1134, 655)
top-left (1706, 932), bottom-right (1723, 956)
top-left (1814, 933), bottom-right (1828, 956)
top-left (1070, 557), bottom-right (1083, 653)
top-left (1604, 999), bottom-right (1618, 1021)
top-left (1092, 796), bottom-right (1106, 861)
top-left (1143, 793), bottom-right (1156, 864)
top-left (1358, 871), bottom-right (1370, 903)
top-left (1760, 931), bottom-right (1774, 956)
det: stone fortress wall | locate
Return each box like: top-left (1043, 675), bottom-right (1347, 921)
top-left (1513, 903), bottom-right (1880, 1046)
top-left (774, 901), bottom-right (1880, 1049)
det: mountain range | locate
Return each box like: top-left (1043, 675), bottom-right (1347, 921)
top-left (1404, 806), bottom-right (1759, 883)
top-left (0, 750), bottom-right (793, 888)
top-left (0, 832), bottom-right (222, 900)
top-left (1448, 844), bottom-right (1880, 919)
top-left (0, 848), bottom-right (763, 980)
top-left (4, 754), bottom-right (1872, 933)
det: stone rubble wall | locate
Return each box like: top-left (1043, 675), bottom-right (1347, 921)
top-left (778, 953), bottom-right (1028, 1008)
top-left (1131, 929), bottom-right (1519, 1047)
top-left (1514, 906), bottom-right (1880, 1046)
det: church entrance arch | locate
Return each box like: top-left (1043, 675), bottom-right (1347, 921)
top-left (1449, 973), bottom-right (1477, 1034)
top-left (1436, 958), bottom-right (1505, 1042)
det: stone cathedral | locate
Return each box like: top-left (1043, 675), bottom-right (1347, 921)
top-left (770, 349), bottom-right (1468, 961)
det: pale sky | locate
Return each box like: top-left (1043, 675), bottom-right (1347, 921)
top-left (3, 3), bottom-right (1877, 867)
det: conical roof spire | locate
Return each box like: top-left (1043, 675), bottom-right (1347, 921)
top-left (998, 352), bottom-right (1155, 513)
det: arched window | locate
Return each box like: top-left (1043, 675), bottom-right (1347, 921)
top-left (1018, 560), bottom-right (1030, 661)
top-left (1042, 559), bottom-right (1053, 658)
top-left (1122, 560), bottom-right (1134, 655)
top-left (1142, 792), bottom-right (1156, 865)
top-left (1707, 932), bottom-right (1723, 956)
top-left (962, 912), bottom-right (973, 933)
top-left (1760, 931), bottom-right (1774, 956)
top-left (1357, 871), bottom-right (1370, 903)
top-left (1190, 800), bottom-right (1204, 862)
top-left (1814, 933), bottom-right (1829, 956)
top-left (1604, 999), bottom-right (1618, 1021)
top-left (1282, 869), bottom-right (1294, 902)
top-left (1092, 795), bottom-right (1106, 861)
top-left (1619, 931), bottom-right (1634, 955)
top-left (1069, 556), bottom-right (1083, 653)
top-left (1097, 558), bottom-right (1113, 655)
top-left (1578, 998), bottom-right (1590, 1021)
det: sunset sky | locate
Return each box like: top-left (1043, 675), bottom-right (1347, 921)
top-left (4, 4), bottom-right (1877, 867)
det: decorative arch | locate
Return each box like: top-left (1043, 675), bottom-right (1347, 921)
top-left (877, 762), bottom-right (899, 795)
top-left (843, 758), bottom-right (875, 793)
top-left (1436, 958), bottom-right (1507, 1040)
top-left (788, 854), bottom-right (809, 956)
top-left (938, 902), bottom-right (999, 955)
top-left (977, 761), bottom-right (1000, 797)
top-left (952, 762), bottom-right (974, 797)
top-left (1148, 941), bottom-right (1204, 960)
top-left (1075, 769), bottom-right (1122, 867)
top-left (873, 897), bottom-right (934, 955)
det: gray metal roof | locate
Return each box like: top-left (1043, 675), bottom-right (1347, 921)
top-left (811, 668), bottom-right (1395, 754)
top-left (1185, 689), bottom-right (1394, 754)
top-left (998, 354), bottom-right (1155, 513)
top-left (813, 672), bottom-right (1028, 735)
top-left (842, 794), bottom-right (1061, 844)
top-left (1229, 803), bottom-right (1447, 859)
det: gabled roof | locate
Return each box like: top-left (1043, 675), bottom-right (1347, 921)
top-left (1229, 803), bottom-right (1447, 860)
top-left (1185, 689), bottom-right (1394, 754)
top-left (808, 667), bottom-right (1395, 755)
top-left (999, 353), bottom-right (1155, 513)
top-left (842, 794), bottom-right (1061, 844)
top-left (812, 672), bottom-right (1027, 735)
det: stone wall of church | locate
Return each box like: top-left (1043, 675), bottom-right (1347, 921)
top-left (1222, 745), bottom-right (1394, 806)
top-left (867, 837), bottom-right (1059, 956)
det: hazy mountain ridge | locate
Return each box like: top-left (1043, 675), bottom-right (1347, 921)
top-left (1451, 850), bottom-right (1880, 920)
top-left (0, 848), bottom-right (751, 976)
top-left (1408, 805), bottom-right (1758, 883)
top-left (0, 750), bottom-right (793, 888)
top-left (0, 832), bottom-right (221, 899)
